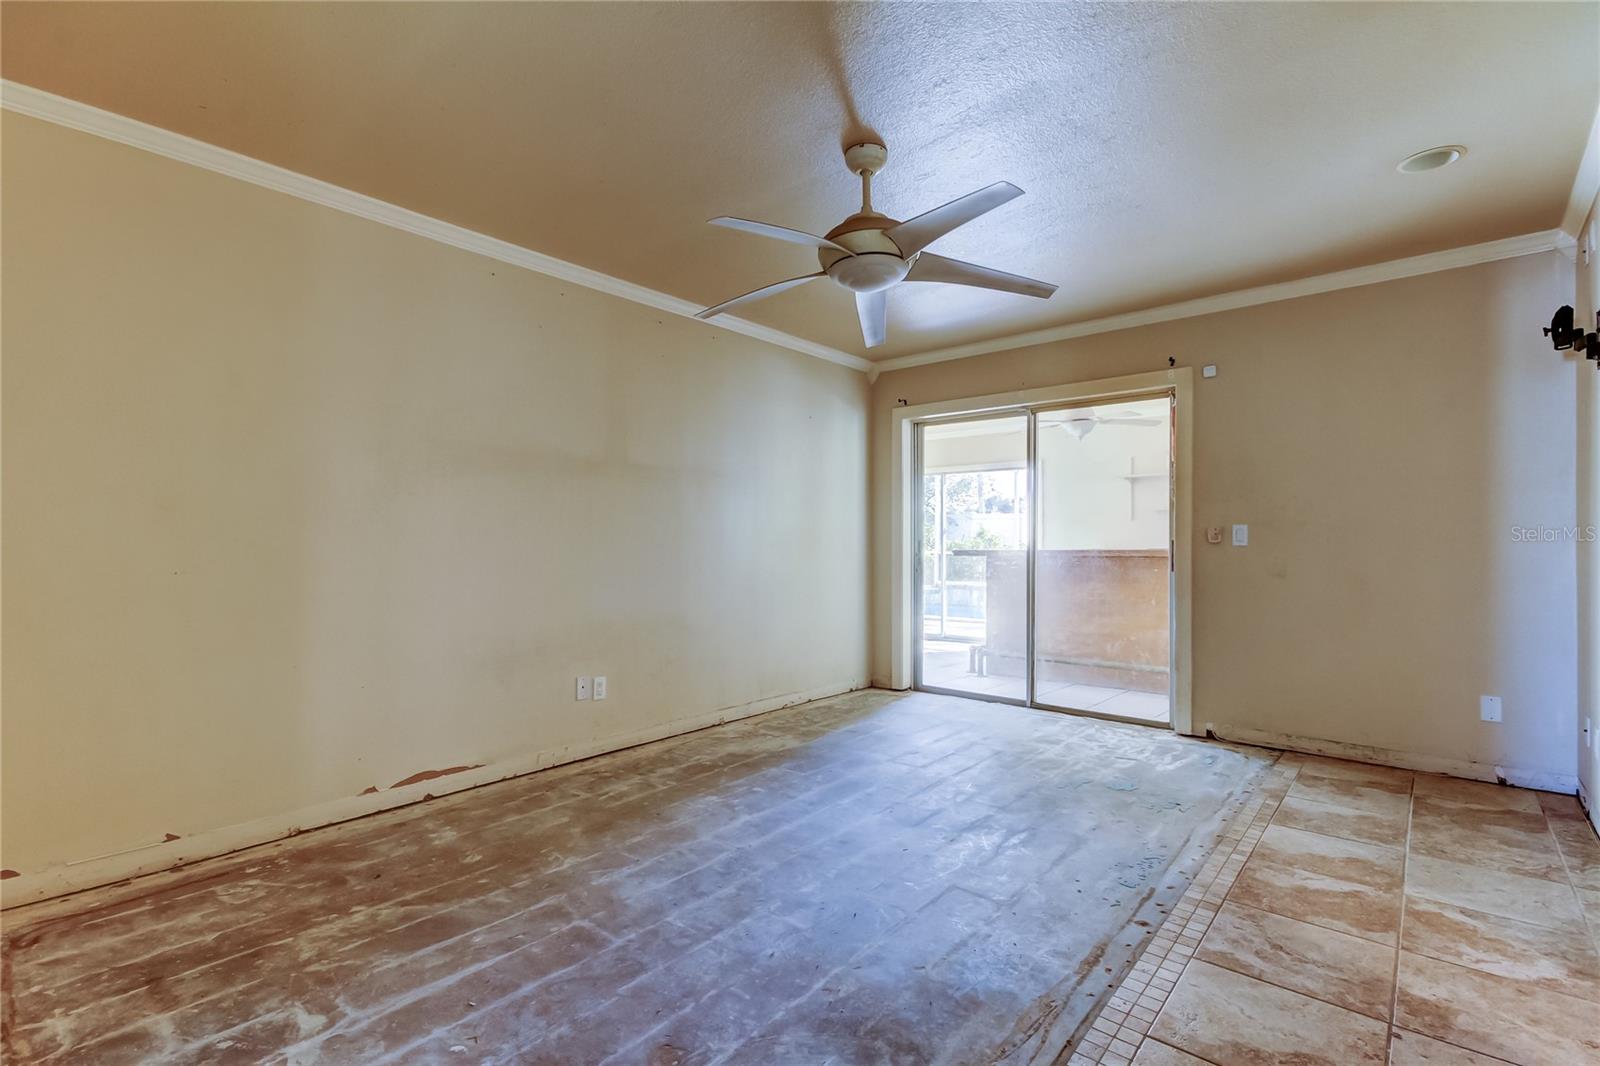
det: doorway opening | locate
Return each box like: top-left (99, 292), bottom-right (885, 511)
top-left (914, 394), bottom-right (1175, 727)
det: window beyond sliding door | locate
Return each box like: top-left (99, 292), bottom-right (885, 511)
top-left (916, 416), bottom-right (1029, 703)
top-left (1032, 397), bottom-right (1173, 724)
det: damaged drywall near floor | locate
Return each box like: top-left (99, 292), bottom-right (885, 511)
top-left (387, 765), bottom-right (482, 790)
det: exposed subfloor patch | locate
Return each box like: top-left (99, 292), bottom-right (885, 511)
top-left (2, 689), bottom-right (1276, 1065)
top-left (1062, 752), bottom-right (1600, 1066)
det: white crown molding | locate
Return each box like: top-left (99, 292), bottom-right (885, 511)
top-left (1561, 100), bottom-right (1600, 238)
top-left (0, 79), bottom-right (871, 374)
top-left (4, 79), bottom-right (1575, 382)
top-left (870, 228), bottom-right (1566, 374)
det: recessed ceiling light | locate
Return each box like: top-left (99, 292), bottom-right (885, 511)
top-left (1397, 145), bottom-right (1466, 174)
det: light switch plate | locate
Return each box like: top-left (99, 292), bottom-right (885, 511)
top-left (1231, 524), bottom-right (1248, 546)
top-left (576, 676), bottom-right (591, 701)
top-left (1480, 695), bottom-right (1502, 723)
top-left (1202, 364), bottom-right (1218, 378)
top-left (593, 676), bottom-right (607, 701)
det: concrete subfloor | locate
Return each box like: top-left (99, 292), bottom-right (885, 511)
top-left (1, 689), bottom-right (1275, 1065)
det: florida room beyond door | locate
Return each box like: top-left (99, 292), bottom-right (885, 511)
top-left (916, 397), bottom-right (1174, 725)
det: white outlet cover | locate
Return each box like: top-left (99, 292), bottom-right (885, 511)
top-left (593, 676), bottom-right (607, 700)
top-left (1231, 524), bottom-right (1248, 546)
top-left (1479, 695), bottom-right (1502, 722)
top-left (576, 676), bottom-right (591, 701)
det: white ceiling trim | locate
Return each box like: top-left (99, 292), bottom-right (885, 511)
top-left (0, 79), bottom-right (871, 373)
top-left (870, 228), bottom-right (1565, 376)
top-left (1561, 101), bottom-right (1600, 237)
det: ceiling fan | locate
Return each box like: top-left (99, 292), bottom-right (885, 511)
top-left (1053, 408), bottom-right (1164, 440)
top-left (696, 142), bottom-right (1058, 349)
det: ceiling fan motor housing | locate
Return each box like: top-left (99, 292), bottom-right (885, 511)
top-left (819, 215), bottom-right (910, 293)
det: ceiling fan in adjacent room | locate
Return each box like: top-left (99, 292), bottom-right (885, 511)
top-left (696, 142), bottom-right (1058, 349)
top-left (1053, 408), bottom-right (1164, 440)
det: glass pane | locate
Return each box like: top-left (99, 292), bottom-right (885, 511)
top-left (1034, 398), bottom-right (1172, 723)
top-left (918, 416), bottom-right (1029, 701)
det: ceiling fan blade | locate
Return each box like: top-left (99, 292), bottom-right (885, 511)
top-left (695, 272), bottom-right (826, 319)
top-left (885, 181), bottom-right (1025, 256)
top-left (708, 217), bottom-right (853, 255)
top-left (856, 290), bottom-right (887, 349)
top-left (1098, 417), bottom-right (1163, 426)
top-left (905, 251), bottom-right (1057, 299)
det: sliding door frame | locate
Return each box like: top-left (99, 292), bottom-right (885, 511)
top-left (892, 368), bottom-right (1194, 735)
top-left (912, 409), bottom-right (1032, 705)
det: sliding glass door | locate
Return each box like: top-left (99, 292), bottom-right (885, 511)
top-left (915, 395), bottom-right (1174, 725)
top-left (916, 415), bottom-right (1029, 702)
top-left (1033, 397), bottom-right (1173, 724)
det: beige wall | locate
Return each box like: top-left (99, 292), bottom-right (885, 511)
top-left (872, 252), bottom-right (1580, 783)
top-left (1577, 193), bottom-right (1600, 825)
top-left (1, 112), bottom-right (869, 882)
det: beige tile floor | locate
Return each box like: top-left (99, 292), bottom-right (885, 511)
top-left (1063, 753), bottom-right (1600, 1066)
top-left (1036, 683), bottom-right (1168, 724)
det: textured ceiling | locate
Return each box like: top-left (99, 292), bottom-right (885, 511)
top-left (3, 2), bottom-right (1596, 360)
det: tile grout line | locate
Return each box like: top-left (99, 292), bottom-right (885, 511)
top-left (1078, 767), bottom-right (1598, 1066)
top-left (1389, 799), bottom-right (1577, 1066)
top-left (1544, 803), bottom-right (1600, 952)
top-left (1065, 753), bottom-right (1304, 1065)
top-left (1196, 893), bottom-right (1401, 1021)
top-left (1383, 772), bottom-right (1416, 1064)
top-left (1397, 789), bottom-right (1597, 1066)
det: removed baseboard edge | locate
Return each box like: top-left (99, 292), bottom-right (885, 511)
top-left (0, 678), bottom-right (868, 911)
top-left (0, 79), bottom-right (870, 375)
top-left (1581, 778), bottom-right (1600, 838)
top-left (1210, 723), bottom-right (1579, 794)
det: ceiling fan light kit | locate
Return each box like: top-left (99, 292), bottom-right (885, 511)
top-left (1056, 409), bottom-right (1164, 440)
top-left (696, 141), bottom-right (1059, 349)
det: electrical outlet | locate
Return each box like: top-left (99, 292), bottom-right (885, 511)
top-left (1231, 524), bottom-right (1249, 547)
top-left (576, 676), bottom-right (591, 701)
top-left (593, 676), bottom-right (607, 700)
top-left (1480, 695), bottom-right (1502, 723)
top-left (1206, 526), bottom-right (1223, 544)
